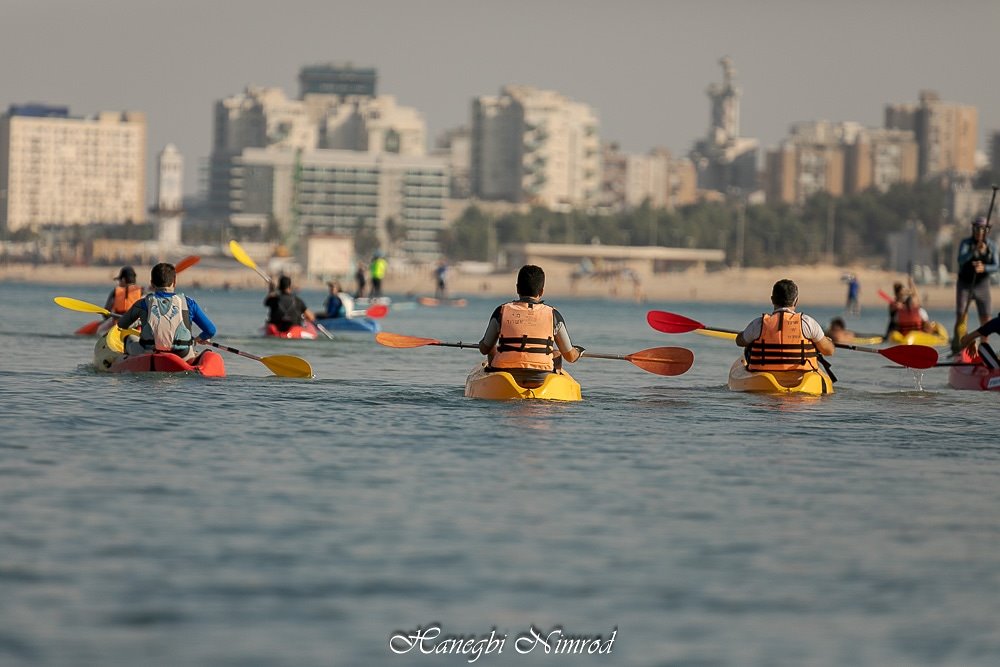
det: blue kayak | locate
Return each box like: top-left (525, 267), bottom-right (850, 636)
top-left (315, 317), bottom-right (381, 334)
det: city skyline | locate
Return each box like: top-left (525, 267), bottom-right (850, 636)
top-left (3, 0), bottom-right (998, 199)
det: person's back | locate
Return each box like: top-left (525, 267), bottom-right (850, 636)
top-left (104, 266), bottom-right (143, 315)
top-left (736, 279), bottom-right (834, 372)
top-left (265, 276), bottom-right (310, 332)
top-left (477, 264), bottom-right (581, 385)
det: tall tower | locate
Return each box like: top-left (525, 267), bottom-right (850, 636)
top-left (155, 144), bottom-right (183, 250)
top-left (707, 56), bottom-right (739, 146)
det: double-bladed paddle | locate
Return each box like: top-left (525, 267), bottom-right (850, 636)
top-left (375, 331), bottom-right (694, 376)
top-left (646, 309), bottom-right (939, 370)
top-left (54, 296), bottom-right (313, 378)
top-left (229, 239), bottom-right (335, 340)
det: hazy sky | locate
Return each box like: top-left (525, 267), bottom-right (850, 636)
top-left (3, 0), bottom-right (998, 199)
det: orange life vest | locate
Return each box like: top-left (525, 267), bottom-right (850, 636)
top-left (895, 305), bottom-right (923, 333)
top-left (490, 301), bottom-right (556, 371)
top-left (745, 311), bottom-right (818, 372)
top-left (112, 284), bottom-right (142, 314)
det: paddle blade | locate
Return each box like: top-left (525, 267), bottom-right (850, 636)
top-left (75, 320), bottom-right (102, 335)
top-left (175, 255), bottom-right (201, 273)
top-left (375, 332), bottom-right (441, 348)
top-left (55, 296), bottom-right (111, 316)
top-left (228, 239), bottom-right (259, 271)
top-left (626, 346), bottom-right (695, 376)
top-left (880, 344), bottom-right (939, 369)
top-left (366, 304), bottom-right (389, 318)
top-left (261, 354), bottom-right (314, 378)
top-left (646, 310), bottom-right (705, 334)
top-left (877, 289), bottom-right (893, 304)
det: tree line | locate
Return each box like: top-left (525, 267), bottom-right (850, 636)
top-left (439, 182), bottom-right (956, 268)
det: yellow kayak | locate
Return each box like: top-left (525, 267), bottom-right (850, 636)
top-left (464, 364), bottom-right (582, 401)
top-left (727, 359), bottom-right (834, 395)
top-left (888, 322), bottom-right (948, 347)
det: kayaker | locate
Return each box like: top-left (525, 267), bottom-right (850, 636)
top-left (735, 279), bottom-right (835, 371)
top-left (319, 281), bottom-right (354, 319)
top-left (102, 265), bottom-right (143, 317)
top-left (953, 215), bottom-right (999, 352)
top-left (265, 275), bottom-right (317, 332)
top-left (885, 281), bottom-right (906, 337)
top-left (826, 317), bottom-right (856, 344)
top-left (369, 252), bottom-right (387, 299)
top-left (959, 312), bottom-right (1000, 369)
top-left (477, 264), bottom-right (582, 384)
top-left (117, 262), bottom-right (217, 361)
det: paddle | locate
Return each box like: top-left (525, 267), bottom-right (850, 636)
top-left (229, 239), bottom-right (335, 340)
top-left (54, 297), bottom-right (312, 378)
top-left (365, 303), bottom-right (389, 318)
top-left (646, 310), bottom-right (939, 370)
top-left (199, 341), bottom-right (313, 378)
top-left (877, 289), bottom-right (894, 304)
top-left (375, 332), bottom-right (694, 376)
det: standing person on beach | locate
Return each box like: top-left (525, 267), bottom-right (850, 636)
top-left (845, 273), bottom-right (860, 316)
top-left (736, 279), bottom-right (835, 371)
top-left (354, 264), bottom-right (366, 299)
top-left (434, 260), bottom-right (449, 299)
top-left (477, 265), bottom-right (582, 383)
top-left (369, 252), bottom-right (387, 299)
top-left (953, 215), bottom-right (998, 351)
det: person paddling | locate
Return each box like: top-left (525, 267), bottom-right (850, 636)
top-left (477, 264), bottom-right (582, 386)
top-left (736, 279), bottom-right (835, 371)
top-left (117, 262), bottom-right (217, 361)
top-left (265, 275), bottom-right (317, 333)
top-left (826, 317), bottom-right (855, 344)
top-left (319, 281), bottom-right (354, 319)
top-left (103, 265), bottom-right (143, 317)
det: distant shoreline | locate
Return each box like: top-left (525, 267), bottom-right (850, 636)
top-left (2, 261), bottom-right (960, 310)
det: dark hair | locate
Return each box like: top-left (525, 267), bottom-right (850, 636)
top-left (278, 275), bottom-right (292, 291)
top-left (770, 279), bottom-right (798, 307)
top-left (117, 266), bottom-right (136, 283)
top-left (829, 317), bottom-right (846, 329)
top-left (150, 262), bottom-right (176, 288)
top-left (516, 265), bottom-right (545, 296)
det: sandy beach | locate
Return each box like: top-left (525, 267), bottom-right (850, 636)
top-left (1, 261), bottom-right (957, 310)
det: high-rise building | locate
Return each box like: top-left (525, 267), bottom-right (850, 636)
top-left (885, 90), bottom-right (978, 179)
top-left (156, 144), bottom-right (183, 212)
top-left (844, 129), bottom-right (918, 194)
top-left (689, 57), bottom-right (759, 194)
top-left (599, 144), bottom-right (696, 213)
top-left (209, 85), bottom-right (427, 226)
top-left (218, 147), bottom-right (448, 260)
top-left (0, 104), bottom-right (146, 233)
top-left (432, 127), bottom-right (471, 199)
top-left (298, 63), bottom-right (377, 99)
top-left (470, 85), bottom-right (601, 210)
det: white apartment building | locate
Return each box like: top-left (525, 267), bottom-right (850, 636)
top-left (210, 86), bottom-right (428, 224)
top-left (0, 105), bottom-right (146, 232)
top-left (222, 147), bottom-right (448, 259)
top-left (471, 85), bottom-right (600, 210)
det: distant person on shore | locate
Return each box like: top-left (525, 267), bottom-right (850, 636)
top-left (354, 264), bottom-right (366, 299)
top-left (369, 252), bottom-right (387, 299)
top-left (319, 281), bottom-right (354, 319)
top-left (117, 262), bottom-right (216, 361)
top-left (844, 273), bottom-right (860, 316)
top-left (478, 265), bottom-right (582, 385)
top-left (103, 265), bottom-right (143, 317)
top-left (953, 215), bottom-right (998, 352)
top-left (434, 261), bottom-right (449, 299)
top-left (264, 275), bottom-right (317, 333)
top-left (736, 279), bottom-right (835, 372)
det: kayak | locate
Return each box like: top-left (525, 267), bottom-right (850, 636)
top-left (888, 322), bottom-right (949, 347)
top-left (464, 364), bottom-right (582, 401)
top-left (93, 327), bottom-right (226, 377)
top-left (727, 359), bottom-right (834, 395)
top-left (948, 349), bottom-right (1000, 391)
top-left (418, 296), bottom-right (468, 308)
top-left (262, 322), bottom-right (319, 339)
top-left (315, 317), bottom-right (380, 334)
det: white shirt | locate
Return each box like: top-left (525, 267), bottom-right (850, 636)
top-left (741, 308), bottom-right (826, 343)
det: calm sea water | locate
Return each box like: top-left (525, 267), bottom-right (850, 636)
top-left (2, 280), bottom-right (1000, 667)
